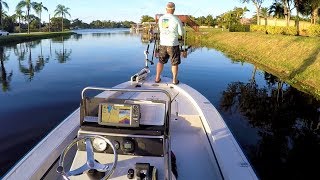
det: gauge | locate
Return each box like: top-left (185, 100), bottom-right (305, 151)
top-left (122, 139), bottom-right (134, 153)
top-left (114, 141), bottom-right (120, 150)
top-left (93, 137), bottom-right (107, 152)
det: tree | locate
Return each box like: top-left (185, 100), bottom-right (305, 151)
top-left (276, 0), bottom-right (293, 26)
top-left (16, 0), bottom-right (37, 34)
top-left (13, 9), bottom-right (24, 33)
top-left (293, 0), bottom-right (304, 35)
top-left (196, 16), bottom-right (207, 26)
top-left (306, 0), bottom-right (320, 24)
top-left (0, 0), bottom-right (8, 30)
top-left (33, 2), bottom-right (47, 31)
top-left (3, 15), bottom-right (14, 32)
top-left (205, 15), bottom-right (215, 26)
top-left (260, 7), bottom-right (269, 25)
top-left (234, 6), bottom-right (250, 19)
top-left (140, 15), bottom-right (155, 23)
top-left (29, 17), bottom-right (40, 30)
top-left (217, 7), bottom-right (247, 28)
top-left (269, 2), bottom-right (285, 26)
top-left (50, 17), bottom-right (70, 31)
top-left (71, 18), bottom-right (83, 29)
top-left (54, 4), bottom-right (71, 32)
top-left (312, 0), bottom-right (320, 24)
top-left (240, 0), bottom-right (265, 25)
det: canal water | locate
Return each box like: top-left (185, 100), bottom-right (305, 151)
top-left (0, 29), bottom-right (319, 179)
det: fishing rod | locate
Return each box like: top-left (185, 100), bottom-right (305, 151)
top-left (151, 33), bottom-right (157, 63)
top-left (144, 35), bottom-right (155, 67)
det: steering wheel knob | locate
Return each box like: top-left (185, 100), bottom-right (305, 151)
top-left (87, 161), bottom-right (95, 168)
top-left (56, 166), bottom-right (64, 174)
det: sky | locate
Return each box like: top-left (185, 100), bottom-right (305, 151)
top-left (5, 0), bottom-right (274, 23)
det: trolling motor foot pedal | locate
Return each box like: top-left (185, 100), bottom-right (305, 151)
top-left (135, 163), bottom-right (158, 180)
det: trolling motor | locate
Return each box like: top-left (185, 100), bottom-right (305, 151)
top-left (130, 37), bottom-right (157, 84)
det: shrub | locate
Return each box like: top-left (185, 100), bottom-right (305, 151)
top-left (307, 25), bottom-right (320, 37)
top-left (229, 24), bottom-right (250, 32)
top-left (250, 25), bottom-right (266, 33)
top-left (266, 26), bottom-right (284, 34)
top-left (284, 27), bottom-right (298, 35)
top-left (250, 25), bottom-right (297, 36)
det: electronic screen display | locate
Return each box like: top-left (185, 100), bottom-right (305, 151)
top-left (100, 104), bottom-right (131, 125)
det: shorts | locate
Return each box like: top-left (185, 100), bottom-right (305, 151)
top-left (159, 45), bottom-right (181, 65)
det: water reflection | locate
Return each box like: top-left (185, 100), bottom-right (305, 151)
top-left (51, 35), bottom-right (73, 43)
top-left (18, 42), bottom-right (48, 81)
top-left (92, 31), bottom-right (131, 37)
top-left (1, 35), bottom-right (73, 85)
top-left (13, 43), bottom-right (27, 62)
top-left (54, 37), bottom-right (72, 63)
top-left (220, 72), bottom-right (320, 179)
top-left (0, 47), bottom-right (13, 91)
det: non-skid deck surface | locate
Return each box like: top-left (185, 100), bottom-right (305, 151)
top-left (170, 115), bottom-right (221, 179)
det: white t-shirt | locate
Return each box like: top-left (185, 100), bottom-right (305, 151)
top-left (158, 14), bottom-right (184, 46)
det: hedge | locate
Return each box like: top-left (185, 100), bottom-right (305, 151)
top-left (251, 24), bottom-right (320, 37)
top-left (307, 25), bottom-right (320, 37)
top-left (229, 24), bottom-right (250, 32)
top-left (250, 25), bottom-right (298, 35)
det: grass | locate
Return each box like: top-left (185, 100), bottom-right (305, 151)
top-left (0, 31), bottom-right (76, 45)
top-left (187, 28), bottom-right (320, 98)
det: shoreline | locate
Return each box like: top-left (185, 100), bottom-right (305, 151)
top-left (188, 29), bottom-right (320, 99)
top-left (0, 32), bottom-right (76, 46)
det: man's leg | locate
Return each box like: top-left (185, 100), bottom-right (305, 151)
top-left (170, 46), bottom-right (180, 84)
top-left (172, 65), bottom-right (178, 83)
top-left (156, 46), bottom-right (168, 82)
top-left (156, 62), bottom-right (164, 82)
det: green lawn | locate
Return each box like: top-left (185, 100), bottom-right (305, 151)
top-left (188, 28), bottom-right (320, 98)
top-left (0, 32), bottom-right (75, 45)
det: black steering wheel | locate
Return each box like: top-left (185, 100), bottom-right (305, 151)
top-left (57, 135), bottom-right (118, 180)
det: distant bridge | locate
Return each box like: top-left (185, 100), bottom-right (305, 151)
top-left (155, 14), bottom-right (199, 32)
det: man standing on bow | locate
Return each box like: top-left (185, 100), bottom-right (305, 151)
top-left (155, 2), bottom-right (184, 85)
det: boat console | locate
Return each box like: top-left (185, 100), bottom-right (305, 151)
top-left (57, 87), bottom-right (173, 180)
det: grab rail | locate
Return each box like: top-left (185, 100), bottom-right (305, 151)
top-left (81, 87), bottom-right (172, 129)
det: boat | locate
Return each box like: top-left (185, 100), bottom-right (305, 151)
top-left (3, 40), bottom-right (258, 180)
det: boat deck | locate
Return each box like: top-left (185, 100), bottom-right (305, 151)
top-left (70, 76), bottom-right (221, 179)
top-left (4, 76), bottom-right (257, 180)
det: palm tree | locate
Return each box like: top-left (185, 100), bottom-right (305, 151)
top-left (241, 0), bottom-right (265, 25)
top-left (16, 0), bottom-right (37, 34)
top-left (309, 0), bottom-right (320, 24)
top-left (54, 4), bottom-right (71, 32)
top-left (0, 0), bottom-right (9, 30)
top-left (34, 2), bottom-right (47, 31)
top-left (260, 7), bottom-right (269, 25)
top-left (14, 9), bottom-right (24, 33)
top-left (269, 2), bottom-right (284, 26)
top-left (234, 7), bottom-right (249, 19)
top-left (293, 0), bottom-right (304, 35)
top-left (278, 0), bottom-right (292, 26)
